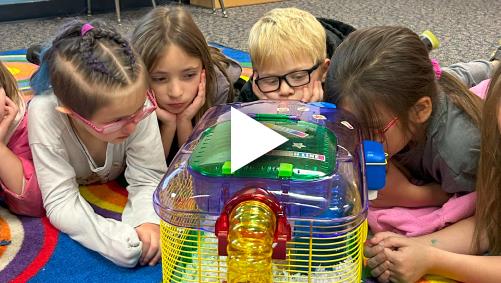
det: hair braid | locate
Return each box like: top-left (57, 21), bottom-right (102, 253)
top-left (92, 28), bottom-right (136, 74)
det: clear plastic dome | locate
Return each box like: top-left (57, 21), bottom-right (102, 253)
top-left (154, 100), bottom-right (370, 230)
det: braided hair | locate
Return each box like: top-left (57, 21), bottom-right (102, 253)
top-left (31, 20), bottom-right (145, 119)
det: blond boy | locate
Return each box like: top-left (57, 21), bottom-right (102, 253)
top-left (238, 7), bottom-right (355, 102)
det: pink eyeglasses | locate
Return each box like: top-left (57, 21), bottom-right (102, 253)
top-left (68, 89), bottom-right (158, 134)
top-left (381, 117), bottom-right (399, 133)
top-left (372, 116), bottom-right (399, 136)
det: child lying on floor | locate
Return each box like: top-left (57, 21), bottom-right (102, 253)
top-left (237, 7), bottom-right (355, 103)
top-left (0, 60), bottom-right (43, 217)
top-left (131, 6), bottom-right (242, 163)
top-left (29, 20), bottom-right (166, 267)
top-left (365, 65), bottom-right (501, 283)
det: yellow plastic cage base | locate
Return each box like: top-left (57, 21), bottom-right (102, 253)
top-left (160, 219), bottom-right (368, 283)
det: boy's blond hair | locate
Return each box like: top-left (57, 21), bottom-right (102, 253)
top-left (249, 7), bottom-right (326, 71)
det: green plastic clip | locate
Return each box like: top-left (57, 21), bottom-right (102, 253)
top-left (278, 163), bottom-right (293, 177)
top-left (222, 161), bottom-right (232, 175)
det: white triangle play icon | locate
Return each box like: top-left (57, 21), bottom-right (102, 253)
top-left (231, 107), bottom-right (288, 173)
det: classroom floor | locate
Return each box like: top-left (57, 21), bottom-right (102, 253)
top-left (1, 1), bottom-right (498, 282)
top-left (0, 0), bottom-right (500, 65)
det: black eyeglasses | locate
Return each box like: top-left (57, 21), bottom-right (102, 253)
top-left (254, 63), bottom-right (320, 93)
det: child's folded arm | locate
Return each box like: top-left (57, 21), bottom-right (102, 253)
top-left (0, 143), bottom-right (24, 196)
top-left (428, 250), bottom-right (501, 282)
top-left (370, 162), bottom-right (450, 208)
top-left (370, 182), bottom-right (450, 208)
top-left (123, 112), bottom-right (167, 228)
top-left (412, 216), bottom-right (483, 254)
top-left (1, 152), bottom-right (44, 216)
top-left (32, 143), bottom-right (143, 267)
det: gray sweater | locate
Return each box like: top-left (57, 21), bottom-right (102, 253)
top-left (28, 93), bottom-right (167, 267)
top-left (393, 60), bottom-right (493, 194)
top-left (393, 91), bottom-right (480, 193)
top-left (212, 56), bottom-right (242, 105)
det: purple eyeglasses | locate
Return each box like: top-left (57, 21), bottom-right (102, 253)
top-left (67, 89), bottom-right (157, 134)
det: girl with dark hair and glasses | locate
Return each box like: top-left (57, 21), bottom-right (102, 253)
top-left (325, 26), bottom-right (489, 237)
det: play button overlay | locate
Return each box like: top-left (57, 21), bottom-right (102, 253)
top-left (230, 107), bottom-right (288, 173)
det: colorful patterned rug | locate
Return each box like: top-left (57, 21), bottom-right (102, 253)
top-left (0, 47), bottom-right (454, 283)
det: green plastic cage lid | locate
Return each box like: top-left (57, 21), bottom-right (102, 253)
top-left (188, 117), bottom-right (337, 181)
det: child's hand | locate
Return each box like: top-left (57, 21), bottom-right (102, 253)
top-left (0, 97), bottom-right (19, 143)
top-left (380, 236), bottom-right (434, 283)
top-left (365, 242), bottom-right (391, 282)
top-left (299, 80), bottom-right (323, 103)
top-left (178, 70), bottom-right (206, 122)
top-left (156, 107), bottom-right (177, 125)
top-left (135, 223), bottom-right (161, 266)
top-left (365, 232), bottom-right (401, 282)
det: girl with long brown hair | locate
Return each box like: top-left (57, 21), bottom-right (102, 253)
top-left (131, 6), bottom-right (241, 163)
top-left (325, 26), bottom-right (486, 212)
top-left (364, 66), bottom-right (501, 283)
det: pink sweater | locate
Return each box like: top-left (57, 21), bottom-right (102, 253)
top-left (1, 111), bottom-right (44, 217)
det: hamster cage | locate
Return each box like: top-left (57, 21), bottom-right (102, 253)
top-left (154, 100), bottom-right (386, 283)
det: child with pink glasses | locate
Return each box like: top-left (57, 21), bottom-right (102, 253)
top-left (325, 26), bottom-right (487, 236)
top-left (28, 21), bottom-right (167, 267)
top-left (364, 66), bottom-right (501, 283)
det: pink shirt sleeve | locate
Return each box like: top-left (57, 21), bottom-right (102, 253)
top-left (1, 112), bottom-right (44, 217)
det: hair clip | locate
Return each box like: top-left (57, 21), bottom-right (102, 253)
top-left (81, 23), bottom-right (94, 36)
top-left (431, 58), bottom-right (442, 80)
